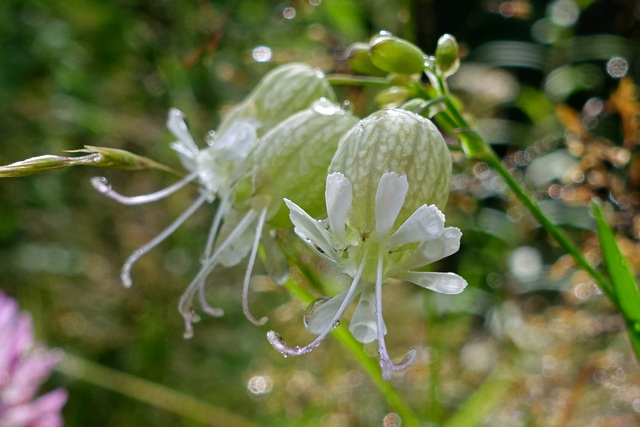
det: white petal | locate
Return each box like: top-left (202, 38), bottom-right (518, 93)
top-left (349, 286), bottom-right (386, 344)
top-left (305, 290), bottom-right (354, 335)
top-left (167, 108), bottom-right (198, 155)
top-left (325, 173), bottom-right (352, 242)
top-left (401, 271), bottom-right (468, 294)
top-left (214, 119), bottom-right (260, 161)
top-left (284, 199), bottom-right (336, 259)
top-left (375, 172), bottom-right (408, 237)
top-left (403, 227), bottom-right (462, 269)
top-left (386, 204), bottom-right (445, 250)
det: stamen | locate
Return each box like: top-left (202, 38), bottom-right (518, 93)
top-left (266, 247), bottom-right (368, 357)
top-left (375, 246), bottom-right (416, 380)
top-left (120, 192), bottom-right (209, 288)
top-left (91, 170), bottom-right (200, 205)
top-left (178, 209), bottom-right (258, 338)
top-left (242, 208), bottom-right (269, 326)
top-left (197, 195), bottom-right (230, 317)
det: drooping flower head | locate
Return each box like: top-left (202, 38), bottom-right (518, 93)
top-left (268, 109), bottom-right (468, 380)
top-left (0, 291), bottom-right (67, 427)
top-left (90, 64), bottom-right (339, 337)
top-left (177, 99), bottom-right (358, 336)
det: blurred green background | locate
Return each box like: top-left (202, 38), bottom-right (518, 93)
top-left (2, 0), bottom-right (640, 425)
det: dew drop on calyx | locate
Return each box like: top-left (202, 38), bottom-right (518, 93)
top-left (91, 176), bottom-right (112, 193)
top-left (311, 98), bottom-right (340, 116)
top-left (333, 320), bottom-right (341, 329)
top-left (303, 297), bottom-right (331, 328)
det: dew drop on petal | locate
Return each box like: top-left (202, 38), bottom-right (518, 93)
top-left (303, 297), bottom-right (331, 328)
top-left (333, 320), bottom-right (341, 328)
top-left (311, 98), bottom-right (340, 115)
top-left (91, 176), bottom-right (111, 194)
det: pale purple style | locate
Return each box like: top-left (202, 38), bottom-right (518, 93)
top-left (0, 291), bottom-right (67, 427)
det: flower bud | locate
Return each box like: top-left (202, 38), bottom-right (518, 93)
top-left (239, 99), bottom-right (359, 227)
top-left (435, 34), bottom-right (460, 77)
top-left (369, 36), bottom-right (425, 75)
top-left (218, 63), bottom-right (337, 136)
top-left (346, 43), bottom-right (387, 77)
top-left (329, 109), bottom-right (451, 233)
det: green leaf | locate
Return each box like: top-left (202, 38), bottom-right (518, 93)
top-left (593, 201), bottom-right (640, 319)
top-left (592, 201), bottom-right (640, 360)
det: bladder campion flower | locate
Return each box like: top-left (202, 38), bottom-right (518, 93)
top-left (177, 99), bottom-right (358, 336)
top-left (89, 64), bottom-right (338, 337)
top-left (267, 109), bottom-right (467, 380)
top-left (0, 291), bottom-right (67, 427)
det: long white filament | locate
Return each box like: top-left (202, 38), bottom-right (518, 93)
top-left (266, 247), bottom-right (369, 357)
top-left (197, 195), bottom-right (230, 318)
top-left (242, 208), bottom-right (269, 326)
top-left (91, 170), bottom-right (200, 205)
top-left (375, 246), bottom-right (416, 380)
top-left (120, 192), bottom-right (209, 288)
top-left (179, 209), bottom-right (258, 338)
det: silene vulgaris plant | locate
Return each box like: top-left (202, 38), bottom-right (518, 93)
top-left (268, 109), bottom-right (466, 379)
top-left (3, 29), bottom-right (636, 387)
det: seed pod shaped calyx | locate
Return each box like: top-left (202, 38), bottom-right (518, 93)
top-left (239, 98), bottom-right (360, 227)
top-left (218, 63), bottom-right (337, 136)
top-left (329, 109), bottom-right (452, 235)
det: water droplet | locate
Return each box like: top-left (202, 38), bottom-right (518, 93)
top-left (282, 6), bottom-right (296, 19)
top-left (206, 130), bottom-right (216, 147)
top-left (303, 297), bottom-right (331, 328)
top-left (383, 412), bottom-right (402, 427)
top-left (313, 69), bottom-right (325, 79)
top-left (252, 46), bottom-right (272, 63)
top-left (92, 154), bottom-right (103, 163)
top-left (333, 320), bottom-right (341, 328)
top-left (90, 176), bottom-right (111, 193)
top-left (311, 97), bottom-right (339, 115)
top-left (342, 100), bottom-right (352, 112)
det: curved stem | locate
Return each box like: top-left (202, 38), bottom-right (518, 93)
top-left (429, 74), bottom-right (615, 304)
top-left (326, 74), bottom-right (391, 87)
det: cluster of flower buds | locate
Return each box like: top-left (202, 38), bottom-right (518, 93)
top-left (1, 33), bottom-right (468, 379)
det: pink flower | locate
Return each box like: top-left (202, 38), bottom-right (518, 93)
top-left (0, 291), bottom-right (67, 427)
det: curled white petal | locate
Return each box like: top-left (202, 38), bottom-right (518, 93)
top-left (325, 173), bottom-right (352, 242)
top-left (349, 286), bottom-right (385, 344)
top-left (403, 227), bottom-right (462, 269)
top-left (167, 108), bottom-right (198, 156)
top-left (375, 172), bottom-right (408, 238)
top-left (401, 271), bottom-right (468, 294)
top-left (284, 198), bottom-right (337, 260)
top-left (213, 119), bottom-right (260, 161)
top-left (385, 204), bottom-right (445, 250)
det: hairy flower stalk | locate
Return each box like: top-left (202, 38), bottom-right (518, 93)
top-left (0, 291), bottom-right (67, 427)
top-left (268, 109), bottom-right (467, 380)
top-left (91, 64), bottom-right (339, 337)
top-left (177, 99), bottom-right (358, 336)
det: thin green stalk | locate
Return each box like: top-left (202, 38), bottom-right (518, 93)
top-left (56, 352), bottom-right (263, 427)
top-left (283, 277), bottom-right (421, 427)
top-left (429, 74), bottom-right (615, 305)
top-left (326, 74), bottom-right (391, 87)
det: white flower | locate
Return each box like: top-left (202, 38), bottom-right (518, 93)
top-left (91, 108), bottom-right (260, 337)
top-left (268, 172), bottom-right (467, 380)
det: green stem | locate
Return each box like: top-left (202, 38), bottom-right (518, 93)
top-left (326, 74), bottom-right (391, 87)
top-left (429, 75), bottom-right (615, 304)
top-left (283, 277), bottom-right (420, 427)
top-left (56, 352), bottom-right (263, 427)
